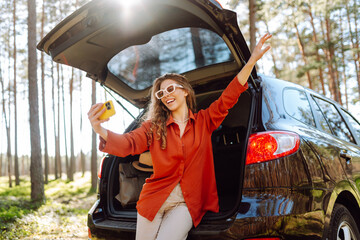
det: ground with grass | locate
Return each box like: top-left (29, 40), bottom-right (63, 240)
top-left (0, 172), bottom-right (97, 240)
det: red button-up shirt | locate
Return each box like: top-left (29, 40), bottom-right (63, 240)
top-left (99, 76), bottom-right (248, 227)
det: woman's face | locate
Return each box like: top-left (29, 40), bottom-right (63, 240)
top-left (159, 79), bottom-right (188, 113)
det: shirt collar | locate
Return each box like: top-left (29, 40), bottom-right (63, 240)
top-left (166, 110), bottom-right (195, 126)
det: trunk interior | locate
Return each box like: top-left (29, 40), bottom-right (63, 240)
top-left (105, 79), bottom-right (252, 221)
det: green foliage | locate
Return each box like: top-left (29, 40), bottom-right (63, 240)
top-left (0, 196), bottom-right (39, 238)
top-left (230, 0), bottom-right (360, 112)
top-left (0, 178), bottom-right (31, 197)
top-left (0, 173), bottom-right (96, 239)
top-left (0, 206), bottom-right (25, 223)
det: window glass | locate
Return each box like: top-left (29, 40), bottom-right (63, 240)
top-left (108, 27), bottom-right (234, 90)
top-left (309, 96), bottom-right (332, 134)
top-left (341, 110), bottom-right (360, 141)
top-left (314, 97), bottom-right (355, 143)
top-left (283, 89), bottom-right (315, 127)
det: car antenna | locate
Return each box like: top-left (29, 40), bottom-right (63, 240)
top-left (101, 84), bottom-right (136, 120)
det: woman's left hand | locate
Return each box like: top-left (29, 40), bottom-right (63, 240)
top-left (248, 33), bottom-right (272, 65)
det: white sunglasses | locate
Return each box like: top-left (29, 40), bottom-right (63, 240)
top-left (155, 83), bottom-right (184, 99)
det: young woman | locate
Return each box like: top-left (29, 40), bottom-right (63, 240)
top-left (88, 33), bottom-right (272, 240)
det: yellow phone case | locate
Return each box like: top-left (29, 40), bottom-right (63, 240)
top-left (99, 100), bottom-right (116, 120)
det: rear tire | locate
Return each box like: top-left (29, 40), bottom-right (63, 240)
top-left (327, 203), bottom-right (360, 240)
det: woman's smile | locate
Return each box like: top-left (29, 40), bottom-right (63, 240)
top-left (165, 98), bottom-right (175, 105)
top-left (160, 79), bottom-right (188, 113)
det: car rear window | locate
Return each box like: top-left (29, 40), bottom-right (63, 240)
top-left (107, 27), bottom-right (234, 90)
top-left (313, 97), bottom-right (355, 143)
top-left (283, 88), bottom-right (315, 127)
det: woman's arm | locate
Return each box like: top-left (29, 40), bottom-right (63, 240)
top-left (87, 102), bottom-right (150, 157)
top-left (99, 123), bottom-right (150, 157)
top-left (200, 33), bottom-right (272, 131)
top-left (237, 33), bottom-right (272, 86)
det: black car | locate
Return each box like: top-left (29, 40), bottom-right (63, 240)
top-left (37, 0), bottom-right (360, 239)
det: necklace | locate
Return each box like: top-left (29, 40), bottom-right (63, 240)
top-left (173, 118), bottom-right (189, 124)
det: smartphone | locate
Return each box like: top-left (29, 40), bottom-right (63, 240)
top-left (99, 100), bottom-right (116, 120)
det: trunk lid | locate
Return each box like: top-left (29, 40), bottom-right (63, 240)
top-left (37, 0), bottom-right (256, 108)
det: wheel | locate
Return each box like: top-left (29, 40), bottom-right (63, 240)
top-left (327, 203), bottom-right (360, 240)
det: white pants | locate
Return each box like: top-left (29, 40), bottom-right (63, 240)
top-left (136, 184), bottom-right (193, 240)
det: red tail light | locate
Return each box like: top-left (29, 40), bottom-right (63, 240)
top-left (88, 227), bottom-right (92, 239)
top-left (246, 131), bottom-right (300, 165)
top-left (98, 156), bottom-right (106, 179)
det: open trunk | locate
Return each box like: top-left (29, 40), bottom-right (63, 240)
top-left (37, 0), bottom-right (257, 110)
top-left (104, 77), bottom-right (252, 224)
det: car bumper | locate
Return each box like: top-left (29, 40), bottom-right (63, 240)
top-left (88, 188), bottom-right (326, 240)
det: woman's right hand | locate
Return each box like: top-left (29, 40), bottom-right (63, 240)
top-left (87, 103), bottom-right (109, 141)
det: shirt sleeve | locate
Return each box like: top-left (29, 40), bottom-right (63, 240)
top-left (99, 121), bottom-right (151, 157)
top-left (203, 75), bottom-right (248, 132)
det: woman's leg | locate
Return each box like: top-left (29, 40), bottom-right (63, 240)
top-left (156, 203), bottom-right (193, 240)
top-left (136, 212), bottom-right (163, 240)
top-left (136, 183), bottom-right (192, 240)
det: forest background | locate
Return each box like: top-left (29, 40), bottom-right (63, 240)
top-left (0, 0), bottom-right (359, 208)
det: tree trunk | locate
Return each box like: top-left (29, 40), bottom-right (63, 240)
top-left (57, 63), bottom-right (62, 178)
top-left (190, 28), bottom-right (205, 68)
top-left (5, 9), bottom-right (12, 188)
top-left (321, 14), bottom-right (340, 103)
top-left (28, 0), bottom-right (44, 202)
top-left (325, 15), bottom-right (341, 104)
top-left (75, 0), bottom-right (85, 178)
top-left (13, 0), bottom-right (19, 186)
top-left (249, 0), bottom-right (256, 52)
top-left (339, 12), bottom-right (348, 109)
top-left (7, 74), bottom-right (11, 188)
top-left (61, 66), bottom-right (69, 180)
top-left (294, 22), bottom-right (312, 89)
top-left (69, 68), bottom-right (75, 181)
top-left (21, 155), bottom-right (25, 176)
top-left (4, 17), bottom-right (13, 188)
top-left (1, 67), bottom-right (11, 185)
top-left (79, 71), bottom-right (85, 176)
top-left (91, 80), bottom-right (97, 191)
top-left (307, 3), bottom-right (326, 95)
top-left (51, 61), bottom-right (58, 179)
top-left (58, 0), bottom-right (64, 178)
top-left (40, 0), bottom-right (49, 184)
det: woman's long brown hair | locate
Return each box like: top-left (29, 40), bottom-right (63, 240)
top-left (144, 73), bottom-right (196, 149)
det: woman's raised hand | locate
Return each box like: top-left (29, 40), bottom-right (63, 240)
top-left (248, 33), bottom-right (272, 65)
top-left (235, 33), bottom-right (272, 86)
top-left (87, 103), bottom-right (109, 140)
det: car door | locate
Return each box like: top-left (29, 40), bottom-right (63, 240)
top-left (338, 108), bottom-right (360, 194)
top-left (310, 95), bottom-right (360, 196)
